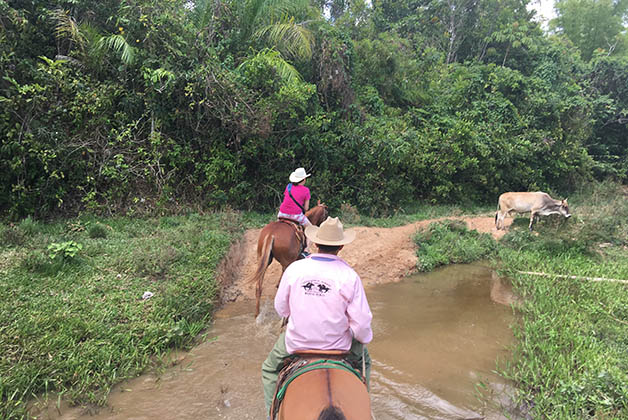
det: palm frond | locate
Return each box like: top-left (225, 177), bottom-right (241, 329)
top-left (257, 0), bottom-right (315, 22)
top-left (50, 8), bottom-right (87, 53)
top-left (242, 0), bottom-right (317, 40)
top-left (188, 0), bottom-right (215, 30)
top-left (96, 34), bottom-right (135, 65)
top-left (254, 18), bottom-right (314, 60)
top-left (238, 48), bottom-right (303, 83)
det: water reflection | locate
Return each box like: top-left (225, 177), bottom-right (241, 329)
top-left (368, 264), bottom-right (516, 420)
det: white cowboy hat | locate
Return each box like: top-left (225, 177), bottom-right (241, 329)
top-left (289, 167), bottom-right (311, 183)
top-left (305, 217), bottom-right (356, 246)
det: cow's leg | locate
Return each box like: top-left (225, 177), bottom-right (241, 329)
top-left (529, 211), bottom-right (536, 231)
top-left (500, 209), bottom-right (512, 230)
top-left (496, 210), bottom-right (505, 230)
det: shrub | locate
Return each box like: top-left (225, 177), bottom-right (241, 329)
top-left (88, 223), bottom-right (108, 239)
top-left (1, 225), bottom-right (26, 247)
top-left (47, 241), bottom-right (83, 262)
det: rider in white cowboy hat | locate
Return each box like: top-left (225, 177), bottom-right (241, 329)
top-left (261, 217), bottom-right (373, 416)
top-left (277, 167), bottom-right (312, 255)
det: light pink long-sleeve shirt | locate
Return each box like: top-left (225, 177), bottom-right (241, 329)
top-left (274, 253), bottom-right (373, 354)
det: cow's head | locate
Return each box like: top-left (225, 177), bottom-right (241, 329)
top-left (560, 199), bottom-right (571, 218)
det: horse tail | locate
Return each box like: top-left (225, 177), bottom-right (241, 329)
top-left (254, 233), bottom-right (274, 317)
top-left (317, 405), bottom-right (347, 420)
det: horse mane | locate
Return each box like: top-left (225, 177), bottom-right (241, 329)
top-left (317, 405), bottom-right (347, 420)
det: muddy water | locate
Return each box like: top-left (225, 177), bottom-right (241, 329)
top-left (368, 264), bottom-right (516, 419)
top-left (42, 264), bottom-right (516, 420)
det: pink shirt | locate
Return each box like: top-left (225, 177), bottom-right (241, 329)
top-left (274, 254), bottom-right (373, 354)
top-left (278, 184), bottom-right (310, 215)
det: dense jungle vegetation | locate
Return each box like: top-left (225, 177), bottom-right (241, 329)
top-left (1, 0), bottom-right (627, 219)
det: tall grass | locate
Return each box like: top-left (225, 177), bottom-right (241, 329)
top-left (0, 212), bottom-right (243, 419)
top-left (413, 219), bottom-right (497, 271)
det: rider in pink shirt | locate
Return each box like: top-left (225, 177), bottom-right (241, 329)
top-left (277, 167), bottom-right (311, 227)
top-left (275, 253), bottom-right (372, 353)
top-left (261, 217), bottom-right (373, 415)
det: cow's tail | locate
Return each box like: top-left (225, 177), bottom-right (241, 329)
top-left (253, 233), bottom-right (274, 317)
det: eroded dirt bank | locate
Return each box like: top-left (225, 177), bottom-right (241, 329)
top-left (220, 215), bottom-right (510, 305)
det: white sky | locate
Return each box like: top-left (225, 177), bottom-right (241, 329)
top-left (528, 0), bottom-right (557, 29)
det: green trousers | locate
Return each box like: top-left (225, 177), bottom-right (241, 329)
top-left (261, 331), bottom-right (371, 415)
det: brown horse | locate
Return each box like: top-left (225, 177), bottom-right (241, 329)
top-left (253, 202), bottom-right (328, 316)
top-left (271, 352), bottom-right (371, 420)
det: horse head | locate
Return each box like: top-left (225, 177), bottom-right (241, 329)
top-left (306, 200), bottom-right (329, 226)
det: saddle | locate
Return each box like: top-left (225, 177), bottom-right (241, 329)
top-left (277, 218), bottom-right (307, 257)
top-left (270, 350), bottom-right (368, 419)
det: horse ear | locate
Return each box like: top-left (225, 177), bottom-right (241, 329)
top-left (317, 199), bottom-right (321, 206)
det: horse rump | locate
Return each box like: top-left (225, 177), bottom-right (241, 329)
top-left (273, 357), bottom-right (371, 420)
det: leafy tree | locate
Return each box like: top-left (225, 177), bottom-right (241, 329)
top-left (551, 0), bottom-right (628, 61)
top-left (585, 54), bottom-right (628, 180)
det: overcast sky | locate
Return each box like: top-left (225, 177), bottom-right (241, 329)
top-left (528, 0), bottom-right (557, 28)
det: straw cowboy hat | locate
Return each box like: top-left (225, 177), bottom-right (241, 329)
top-left (305, 217), bottom-right (356, 246)
top-left (289, 167), bottom-right (311, 183)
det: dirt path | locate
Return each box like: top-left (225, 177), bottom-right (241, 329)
top-left (219, 215), bottom-right (511, 305)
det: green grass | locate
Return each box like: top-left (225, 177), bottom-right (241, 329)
top-left (497, 246), bottom-right (628, 419)
top-left (496, 219), bottom-right (628, 419)
top-left (413, 219), bottom-right (498, 271)
top-left (0, 212), bottom-right (244, 419)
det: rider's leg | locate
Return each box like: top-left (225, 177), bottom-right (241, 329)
top-left (347, 339), bottom-right (372, 390)
top-left (261, 332), bottom-right (290, 416)
top-left (301, 216), bottom-right (312, 253)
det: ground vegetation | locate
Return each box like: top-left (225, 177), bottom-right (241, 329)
top-left (0, 212), bottom-right (244, 418)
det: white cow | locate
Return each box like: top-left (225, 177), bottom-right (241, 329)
top-left (495, 192), bottom-right (571, 231)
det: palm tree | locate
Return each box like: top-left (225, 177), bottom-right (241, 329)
top-left (241, 0), bottom-right (318, 60)
top-left (50, 8), bottom-right (135, 67)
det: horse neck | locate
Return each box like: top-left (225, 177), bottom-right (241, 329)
top-left (306, 206), bottom-right (327, 226)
